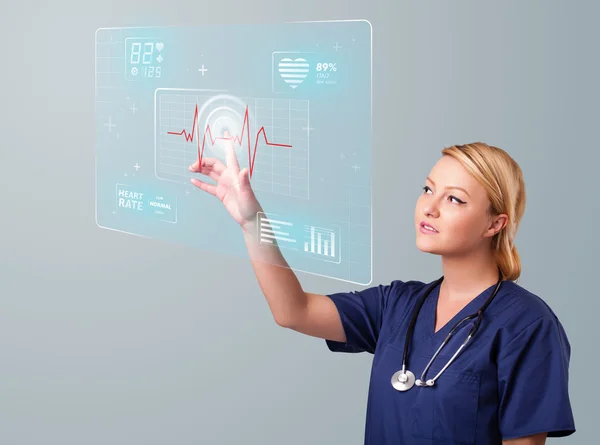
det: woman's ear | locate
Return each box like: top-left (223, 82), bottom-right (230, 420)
top-left (485, 214), bottom-right (508, 238)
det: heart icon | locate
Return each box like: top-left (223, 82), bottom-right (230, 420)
top-left (156, 42), bottom-right (164, 52)
top-left (278, 57), bottom-right (309, 89)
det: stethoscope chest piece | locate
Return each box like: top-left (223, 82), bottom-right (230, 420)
top-left (391, 369), bottom-right (416, 391)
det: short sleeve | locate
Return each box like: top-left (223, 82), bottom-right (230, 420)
top-left (324, 282), bottom-right (398, 355)
top-left (497, 315), bottom-right (576, 439)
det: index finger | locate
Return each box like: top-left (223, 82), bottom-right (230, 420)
top-left (223, 130), bottom-right (240, 172)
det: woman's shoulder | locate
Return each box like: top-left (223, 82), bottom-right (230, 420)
top-left (493, 280), bottom-right (569, 344)
top-left (380, 278), bottom-right (435, 312)
top-left (386, 278), bottom-right (429, 294)
top-left (497, 280), bottom-right (561, 321)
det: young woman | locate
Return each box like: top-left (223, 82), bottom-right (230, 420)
top-left (188, 134), bottom-right (575, 445)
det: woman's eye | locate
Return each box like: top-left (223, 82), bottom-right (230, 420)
top-left (422, 186), bottom-right (465, 204)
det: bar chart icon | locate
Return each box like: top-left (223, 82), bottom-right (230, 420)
top-left (304, 225), bottom-right (340, 262)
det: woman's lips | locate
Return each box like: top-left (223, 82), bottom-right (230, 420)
top-left (420, 221), bottom-right (439, 234)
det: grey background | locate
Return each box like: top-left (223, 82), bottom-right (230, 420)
top-left (0, 0), bottom-right (597, 444)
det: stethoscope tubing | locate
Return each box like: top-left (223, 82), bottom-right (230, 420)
top-left (399, 268), bottom-right (504, 388)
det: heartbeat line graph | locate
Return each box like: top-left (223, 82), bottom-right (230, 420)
top-left (155, 90), bottom-right (311, 199)
top-left (167, 103), bottom-right (292, 179)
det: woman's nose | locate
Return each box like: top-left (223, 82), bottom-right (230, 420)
top-left (423, 203), bottom-right (439, 217)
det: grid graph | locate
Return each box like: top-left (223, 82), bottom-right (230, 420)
top-left (155, 90), bottom-right (310, 200)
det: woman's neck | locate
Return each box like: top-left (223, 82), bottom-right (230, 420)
top-left (440, 248), bottom-right (500, 302)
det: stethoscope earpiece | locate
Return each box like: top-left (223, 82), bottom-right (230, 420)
top-left (415, 379), bottom-right (434, 387)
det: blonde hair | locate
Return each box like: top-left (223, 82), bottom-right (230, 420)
top-left (441, 143), bottom-right (526, 282)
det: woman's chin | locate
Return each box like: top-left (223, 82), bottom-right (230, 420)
top-left (416, 238), bottom-right (442, 254)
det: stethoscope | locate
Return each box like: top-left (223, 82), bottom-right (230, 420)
top-left (391, 267), bottom-right (504, 391)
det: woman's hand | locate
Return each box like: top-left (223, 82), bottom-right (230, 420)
top-left (188, 130), bottom-right (262, 229)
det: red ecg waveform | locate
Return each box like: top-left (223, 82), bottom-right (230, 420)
top-left (167, 103), bottom-right (292, 178)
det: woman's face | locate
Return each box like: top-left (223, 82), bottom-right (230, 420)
top-left (414, 155), bottom-right (503, 257)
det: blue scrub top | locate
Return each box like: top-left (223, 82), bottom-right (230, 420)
top-left (325, 279), bottom-right (576, 445)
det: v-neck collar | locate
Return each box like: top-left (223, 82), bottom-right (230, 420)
top-left (429, 280), bottom-right (501, 340)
